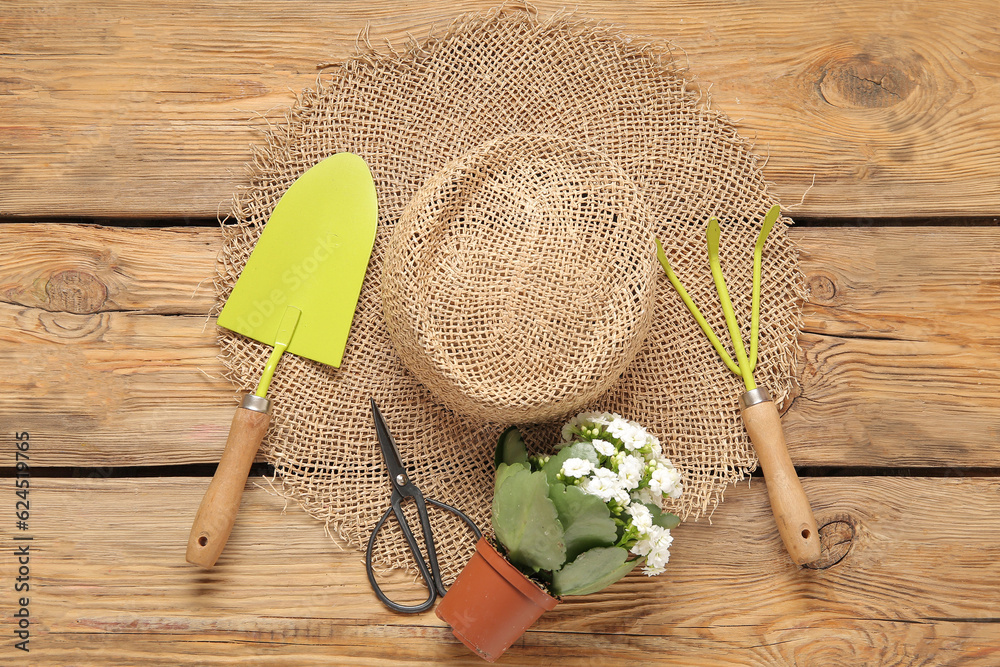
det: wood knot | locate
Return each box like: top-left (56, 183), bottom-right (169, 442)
top-left (804, 514), bottom-right (856, 569)
top-left (806, 272), bottom-right (838, 304)
top-left (819, 54), bottom-right (917, 109)
top-left (45, 270), bottom-right (108, 314)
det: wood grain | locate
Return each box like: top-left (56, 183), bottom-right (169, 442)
top-left (2, 224), bottom-right (999, 467)
top-left (0, 476), bottom-right (996, 665)
top-left (2, 1), bottom-right (999, 218)
top-left (796, 227), bottom-right (1000, 346)
top-left (784, 226), bottom-right (1000, 466)
top-left (0, 301), bottom-right (233, 465)
top-left (0, 223), bottom-right (228, 464)
top-left (0, 224), bottom-right (218, 314)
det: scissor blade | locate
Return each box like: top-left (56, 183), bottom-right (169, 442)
top-left (370, 399), bottom-right (408, 486)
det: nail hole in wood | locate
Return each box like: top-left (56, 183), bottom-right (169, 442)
top-left (198, 536), bottom-right (208, 547)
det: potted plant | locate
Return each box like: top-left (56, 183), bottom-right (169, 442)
top-left (436, 411), bottom-right (683, 662)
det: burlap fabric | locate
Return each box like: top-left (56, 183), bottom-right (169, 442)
top-left (218, 3), bottom-right (803, 582)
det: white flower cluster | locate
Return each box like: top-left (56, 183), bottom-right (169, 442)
top-left (630, 522), bottom-right (673, 576)
top-left (557, 412), bottom-right (683, 576)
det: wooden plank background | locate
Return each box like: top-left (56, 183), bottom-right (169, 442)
top-left (4, 476), bottom-right (999, 666)
top-left (2, 0), bottom-right (1000, 665)
top-left (3, 225), bottom-right (998, 468)
top-left (3, 0), bottom-right (1000, 218)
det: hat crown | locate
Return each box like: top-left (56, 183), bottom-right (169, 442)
top-left (382, 134), bottom-right (657, 423)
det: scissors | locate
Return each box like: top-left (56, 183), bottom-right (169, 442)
top-left (365, 399), bottom-right (482, 613)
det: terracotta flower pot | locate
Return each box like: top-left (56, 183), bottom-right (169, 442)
top-left (436, 536), bottom-right (560, 662)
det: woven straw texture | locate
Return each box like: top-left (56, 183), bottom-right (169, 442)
top-left (218, 4), bottom-right (804, 582)
top-left (383, 133), bottom-right (657, 424)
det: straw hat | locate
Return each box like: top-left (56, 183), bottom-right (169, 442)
top-left (383, 133), bottom-right (658, 424)
top-left (219, 3), bottom-right (803, 579)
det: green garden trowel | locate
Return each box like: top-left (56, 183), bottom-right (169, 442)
top-left (186, 153), bottom-right (378, 568)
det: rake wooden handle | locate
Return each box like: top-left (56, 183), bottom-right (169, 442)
top-left (740, 391), bottom-right (821, 565)
top-left (186, 396), bottom-right (271, 568)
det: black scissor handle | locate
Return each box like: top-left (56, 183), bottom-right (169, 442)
top-left (365, 497), bottom-right (482, 614)
top-left (365, 503), bottom-right (437, 614)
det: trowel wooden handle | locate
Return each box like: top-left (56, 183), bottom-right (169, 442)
top-left (740, 389), bottom-right (821, 565)
top-left (186, 395), bottom-right (271, 568)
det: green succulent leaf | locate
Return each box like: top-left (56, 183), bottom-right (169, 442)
top-left (542, 442), bottom-right (599, 485)
top-left (495, 461), bottom-right (528, 494)
top-left (549, 483), bottom-right (618, 561)
top-left (645, 503), bottom-right (681, 530)
top-left (551, 546), bottom-right (638, 596)
top-left (492, 466), bottom-right (566, 572)
top-left (495, 426), bottom-right (528, 468)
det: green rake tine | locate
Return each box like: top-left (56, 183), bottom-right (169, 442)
top-left (707, 218), bottom-right (756, 391)
top-left (655, 238), bottom-right (742, 377)
top-left (750, 205), bottom-right (780, 372)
